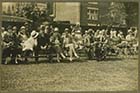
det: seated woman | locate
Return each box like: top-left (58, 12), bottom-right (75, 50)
top-left (22, 30), bottom-right (39, 62)
top-left (2, 26), bottom-right (22, 64)
top-left (62, 28), bottom-right (79, 62)
top-left (50, 27), bottom-right (66, 62)
top-left (132, 39), bottom-right (138, 54)
top-left (94, 30), bottom-right (108, 61)
top-left (83, 30), bottom-right (92, 59)
top-left (74, 30), bottom-right (83, 50)
top-left (108, 30), bottom-right (121, 55)
top-left (18, 26), bottom-right (28, 44)
top-left (34, 25), bottom-right (50, 62)
top-left (124, 31), bottom-right (137, 55)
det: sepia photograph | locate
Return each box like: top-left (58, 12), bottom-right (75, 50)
top-left (0, 0), bottom-right (139, 92)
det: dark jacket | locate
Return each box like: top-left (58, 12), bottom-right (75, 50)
top-left (37, 32), bottom-right (50, 48)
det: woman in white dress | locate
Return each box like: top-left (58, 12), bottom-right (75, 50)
top-left (22, 30), bottom-right (39, 62)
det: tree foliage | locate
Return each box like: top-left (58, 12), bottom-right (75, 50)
top-left (124, 2), bottom-right (138, 27)
top-left (108, 2), bottom-right (127, 25)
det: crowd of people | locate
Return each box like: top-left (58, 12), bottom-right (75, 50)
top-left (1, 22), bottom-right (138, 64)
top-left (4, 3), bottom-right (49, 21)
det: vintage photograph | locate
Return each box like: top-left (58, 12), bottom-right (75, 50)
top-left (0, 1), bottom-right (139, 91)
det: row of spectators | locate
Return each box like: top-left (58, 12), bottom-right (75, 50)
top-left (1, 23), bottom-right (138, 64)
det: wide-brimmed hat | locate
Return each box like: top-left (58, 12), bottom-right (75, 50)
top-left (119, 31), bottom-right (123, 34)
top-left (85, 30), bottom-right (88, 33)
top-left (40, 25), bottom-right (45, 28)
top-left (99, 31), bottom-right (103, 34)
top-left (72, 32), bottom-right (75, 35)
top-left (76, 22), bottom-right (80, 25)
top-left (102, 29), bottom-right (105, 32)
top-left (54, 27), bottom-right (59, 32)
top-left (12, 26), bottom-right (17, 30)
top-left (128, 30), bottom-right (133, 34)
top-left (64, 28), bottom-right (69, 31)
top-left (43, 21), bottom-right (49, 25)
top-left (31, 30), bottom-right (39, 38)
top-left (20, 26), bottom-right (25, 30)
top-left (24, 22), bottom-right (28, 25)
top-left (88, 29), bottom-right (93, 32)
top-left (113, 31), bottom-right (117, 34)
top-left (75, 30), bottom-right (81, 33)
top-left (1, 27), bottom-right (5, 30)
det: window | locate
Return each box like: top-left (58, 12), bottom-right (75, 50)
top-left (87, 9), bottom-right (98, 20)
top-left (88, 2), bottom-right (98, 5)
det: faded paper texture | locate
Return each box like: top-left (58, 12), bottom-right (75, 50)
top-left (0, 1), bottom-right (139, 92)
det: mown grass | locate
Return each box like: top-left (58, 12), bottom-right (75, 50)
top-left (1, 55), bottom-right (138, 91)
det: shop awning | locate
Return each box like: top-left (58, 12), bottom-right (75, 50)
top-left (2, 15), bottom-right (33, 22)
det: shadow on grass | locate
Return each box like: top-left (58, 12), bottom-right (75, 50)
top-left (4, 57), bottom-right (124, 65)
top-left (2, 58), bottom-right (90, 65)
top-left (104, 57), bottom-right (123, 61)
top-left (3, 54), bottom-right (138, 65)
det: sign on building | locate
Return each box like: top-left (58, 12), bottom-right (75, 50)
top-left (87, 7), bottom-right (98, 20)
top-left (87, 2), bottom-right (99, 26)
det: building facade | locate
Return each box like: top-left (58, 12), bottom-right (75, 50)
top-left (53, 2), bottom-right (108, 26)
top-left (54, 2), bottom-right (80, 24)
top-left (80, 2), bottom-right (99, 26)
top-left (2, 2), bottom-right (138, 27)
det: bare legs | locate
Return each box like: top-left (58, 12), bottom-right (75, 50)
top-left (68, 44), bottom-right (79, 62)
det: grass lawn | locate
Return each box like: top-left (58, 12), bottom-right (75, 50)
top-left (1, 55), bottom-right (138, 91)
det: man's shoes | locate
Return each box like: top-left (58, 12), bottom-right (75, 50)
top-left (2, 60), bottom-right (7, 65)
top-left (75, 55), bottom-right (79, 58)
top-left (69, 58), bottom-right (73, 62)
top-left (15, 57), bottom-right (18, 64)
top-left (15, 60), bottom-right (18, 64)
top-left (57, 59), bottom-right (60, 62)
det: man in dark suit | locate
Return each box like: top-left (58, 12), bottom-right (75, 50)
top-left (2, 26), bottom-right (21, 64)
top-left (34, 25), bottom-right (50, 62)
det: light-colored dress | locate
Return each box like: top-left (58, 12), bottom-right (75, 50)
top-left (22, 37), bottom-right (37, 51)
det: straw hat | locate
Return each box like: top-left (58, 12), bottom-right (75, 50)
top-left (88, 29), bottom-right (93, 32)
top-left (31, 30), bottom-right (39, 38)
top-left (1, 27), bottom-right (5, 30)
top-left (20, 26), bottom-right (25, 30)
top-left (12, 26), bottom-right (17, 30)
top-left (76, 22), bottom-right (80, 25)
top-left (54, 27), bottom-right (59, 32)
top-left (64, 28), bottom-right (69, 31)
top-left (119, 31), bottom-right (123, 35)
top-left (72, 32), bottom-right (75, 35)
top-left (85, 30), bottom-right (88, 33)
top-left (76, 30), bottom-right (81, 33)
top-left (99, 31), bottom-right (103, 34)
